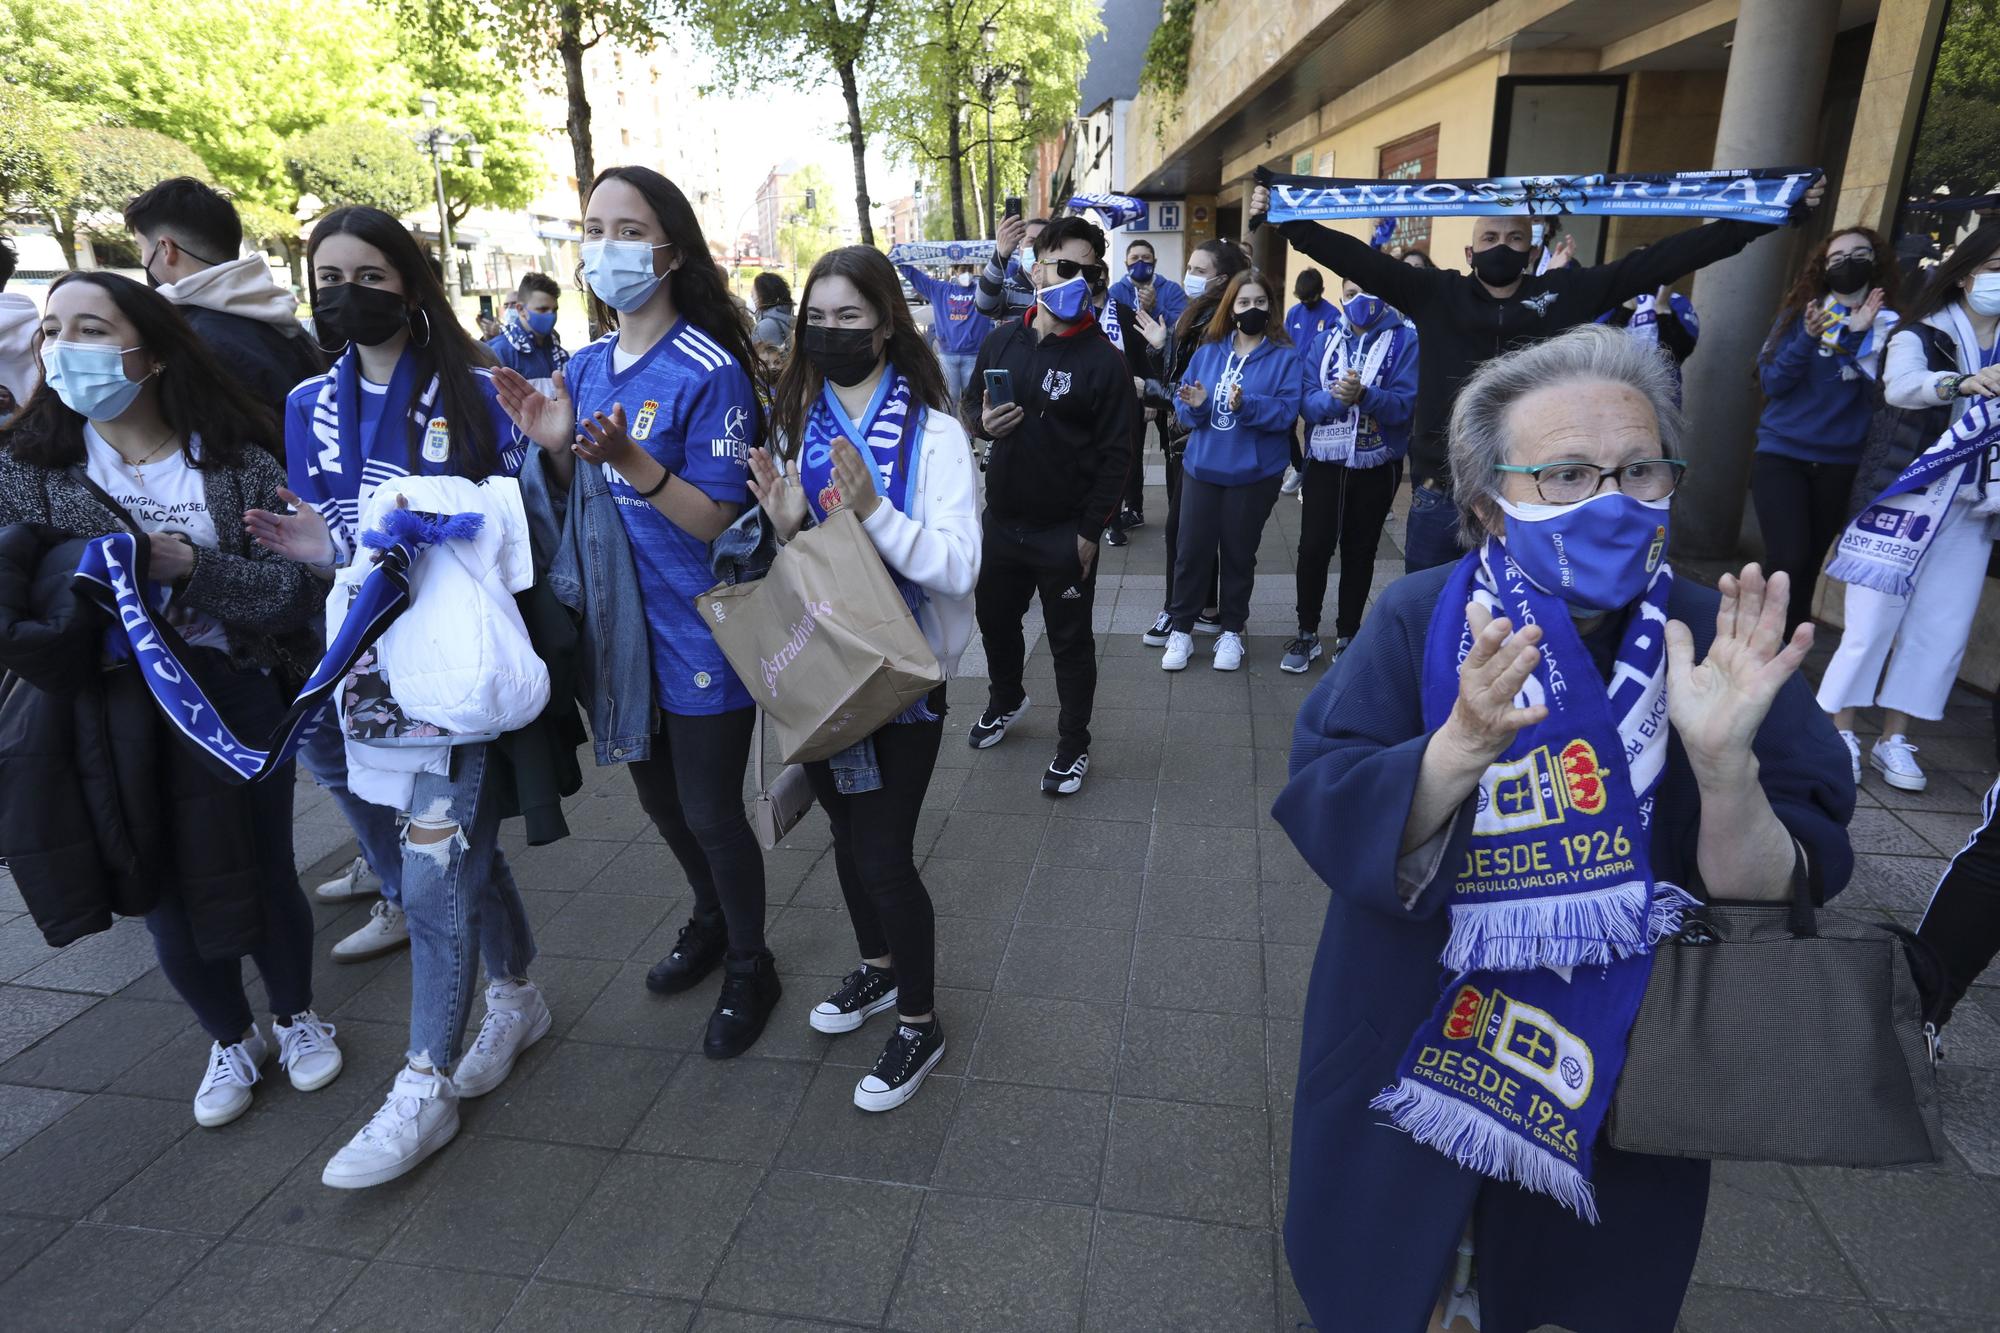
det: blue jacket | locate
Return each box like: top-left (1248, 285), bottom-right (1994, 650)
top-left (486, 330), bottom-right (562, 384)
top-left (1173, 336), bottom-right (1303, 485)
top-left (1755, 311), bottom-right (1892, 464)
top-left (1272, 566), bottom-right (1853, 1333)
top-left (1299, 317), bottom-right (1420, 469)
top-left (1108, 274), bottom-right (1188, 328)
top-left (898, 264), bottom-right (993, 357)
top-left (1284, 297), bottom-right (1339, 350)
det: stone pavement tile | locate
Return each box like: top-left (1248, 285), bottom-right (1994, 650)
top-left (512, 954), bottom-right (622, 1040)
top-left (933, 1081), bottom-right (1110, 1205)
top-left (534, 892), bottom-right (674, 962)
top-left (1869, 766), bottom-right (1989, 814)
top-left (919, 857), bottom-right (1032, 921)
top-left (996, 923), bottom-right (1132, 1004)
top-left (0, 916), bottom-right (54, 984)
top-left (1156, 739), bottom-right (1255, 785)
top-left (316, 1260), bottom-right (524, 1333)
top-left (1263, 943), bottom-right (1314, 1019)
top-left (969, 993), bottom-right (1124, 1092)
top-left (1166, 678), bottom-right (1254, 717)
top-left (628, 1054), bottom-right (811, 1165)
top-left (1847, 808), bottom-right (1942, 858)
top-left (1690, 1161), bottom-right (1864, 1298)
top-left (514, 889), bottom-right (575, 931)
top-left (0, 994), bottom-right (190, 1093)
top-left (1844, 854), bottom-right (1949, 915)
top-left (1087, 706), bottom-right (1169, 742)
top-left (957, 766), bottom-right (1069, 816)
top-left (294, 822), bottom-right (356, 873)
top-left (1256, 826), bottom-right (1315, 883)
top-left (390, 1136), bottom-right (610, 1276)
top-left (708, 1170), bottom-right (922, 1324)
top-left (132, 1238), bottom-right (365, 1333)
top-left (1260, 878), bottom-right (1328, 946)
top-left (887, 1193), bottom-right (1093, 1333)
top-left (0, 1092), bottom-right (188, 1217)
top-left (1937, 1066), bottom-right (2000, 1174)
top-left (759, 847), bottom-right (829, 907)
top-left (689, 1311), bottom-right (850, 1332)
top-left (334, 957), bottom-right (416, 1027)
top-left (1082, 1211), bottom-right (1275, 1333)
top-left (546, 785), bottom-right (657, 843)
top-left (1139, 873), bottom-right (1262, 941)
top-left (235, 1109), bottom-right (445, 1257)
top-left (1148, 822), bottom-right (1256, 880)
top-left (93, 1102), bottom-right (343, 1235)
top-left (777, 1064), bottom-right (962, 1185)
top-left (1882, 1314), bottom-right (1995, 1333)
top-left (1938, 991), bottom-right (2000, 1070)
top-left (932, 915), bottom-right (1015, 992)
top-left (1675, 1287), bottom-right (1889, 1333)
top-left (1897, 809), bottom-right (1986, 858)
top-left (1116, 1007), bottom-right (1267, 1110)
top-left (106, 1018), bottom-right (238, 1103)
top-left (499, 834), bottom-right (628, 893)
top-left (1019, 866), bottom-right (1144, 931)
top-left (540, 1154), bottom-right (760, 1298)
top-left (470, 1040), bottom-right (674, 1150)
top-left (1795, 1164), bottom-right (2000, 1314)
top-left (1129, 932), bottom-right (1264, 1014)
top-left (0, 1223), bottom-right (212, 1331)
top-left (1102, 1096), bottom-right (1271, 1227)
top-left (0, 1213), bottom-right (65, 1284)
top-left (1037, 817), bottom-right (1152, 872)
top-left (0, 1083), bottom-right (82, 1157)
top-left (768, 905), bottom-right (875, 978)
top-left (494, 1281), bottom-right (695, 1332)
top-left (1153, 779), bottom-right (1261, 829)
top-left (822, 988), bottom-right (988, 1079)
top-left (1155, 709), bottom-right (1257, 748)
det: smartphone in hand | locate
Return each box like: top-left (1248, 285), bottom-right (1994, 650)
top-left (1003, 196), bottom-right (1023, 220)
top-left (984, 367), bottom-right (1015, 408)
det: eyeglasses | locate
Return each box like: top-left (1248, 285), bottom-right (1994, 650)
top-left (1039, 258), bottom-right (1108, 284)
top-left (1493, 458), bottom-right (1688, 505)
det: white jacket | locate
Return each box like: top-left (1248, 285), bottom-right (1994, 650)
top-left (1884, 305), bottom-right (1992, 410)
top-left (0, 292), bottom-right (38, 407)
top-left (775, 404), bottom-right (983, 678)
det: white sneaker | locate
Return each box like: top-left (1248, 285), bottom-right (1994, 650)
top-left (331, 900), bottom-right (410, 963)
top-left (1838, 729), bottom-right (1861, 786)
top-left (1161, 630), bottom-right (1194, 671)
top-left (275, 1010), bottom-right (344, 1093)
top-left (193, 1029), bottom-right (270, 1128)
top-left (1212, 631), bottom-right (1244, 671)
top-left (314, 855), bottom-right (380, 903)
top-left (452, 980), bottom-right (551, 1098)
top-left (1870, 734), bottom-right (1926, 792)
top-left (1280, 467), bottom-right (1303, 495)
top-left (321, 1065), bottom-right (459, 1189)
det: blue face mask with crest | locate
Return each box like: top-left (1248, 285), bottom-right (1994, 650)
top-left (1128, 260), bottom-right (1155, 284)
top-left (1495, 491), bottom-right (1670, 614)
top-left (1343, 294), bottom-right (1384, 331)
top-left (1038, 274), bottom-right (1092, 322)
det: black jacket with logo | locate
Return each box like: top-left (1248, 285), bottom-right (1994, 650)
top-left (1276, 217), bottom-right (1781, 487)
top-left (963, 309), bottom-right (1137, 541)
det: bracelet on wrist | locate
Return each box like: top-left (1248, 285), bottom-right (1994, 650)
top-left (636, 462), bottom-right (672, 499)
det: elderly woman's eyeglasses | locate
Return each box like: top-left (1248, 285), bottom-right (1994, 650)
top-left (1494, 458), bottom-right (1689, 505)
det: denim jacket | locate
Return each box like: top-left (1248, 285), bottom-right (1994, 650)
top-left (519, 452), bottom-right (654, 765)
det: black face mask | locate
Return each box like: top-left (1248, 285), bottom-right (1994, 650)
top-left (801, 324), bottom-right (881, 387)
top-left (1825, 256), bottom-right (1875, 294)
top-left (1470, 243), bottom-right (1531, 287)
top-left (314, 282), bottom-right (411, 348)
top-left (1234, 307), bottom-right (1271, 336)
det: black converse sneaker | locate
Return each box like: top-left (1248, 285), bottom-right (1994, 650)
top-left (809, 964), bottom-right (899, 1034)
top-left (1042, 749), bottom-right (1089, 796)
top-left (1142, 610), bottom-right (1173, 647)
top-left (967, 695), bottom-right (1029, 749)
top-left (854, 1017), bottom-right (946, 1112)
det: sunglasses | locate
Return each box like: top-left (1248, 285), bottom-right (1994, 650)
top-left (1039, 258), bottom-right (1108, 284)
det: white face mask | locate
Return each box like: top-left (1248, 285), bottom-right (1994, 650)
top-left (1967, 271), bottom-right (2000, 318)
top-left (1183, 272), bottom-right (1208, 298)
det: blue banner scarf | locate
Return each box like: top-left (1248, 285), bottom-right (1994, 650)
top-left (1098, 298), bottom-right (1124, 352)
top-left (1369, 538), bottom-right (1693, 1221)
top-left (1255, 165), bottom-right (1820, 225)
top-left (1066, 192), bottom-right (1148, 229)
top-left (886, 239), bottom-right (997, 265)
top-left (1827, 397), bottom-right (2000, 597)
top-left (798, 366), bottom-right (935, 728)
top-left (1369, 217), bottom-right (1397, 249)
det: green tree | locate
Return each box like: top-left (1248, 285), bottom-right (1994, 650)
top-left (1909, 0), bottom-right (2000, 200)
top-left (38, 126), bottom-right (210, 266)
top-left (0, 83), bottom-right (80, 226)
top-left (238, 199), bottom-right (308, 288)
top-left (289, 120), bottom-right (433, 216)
top-left (776, 162), bottom-right (845, 273)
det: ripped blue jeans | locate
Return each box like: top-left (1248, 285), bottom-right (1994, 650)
top-left (400, 742), bottom-right (537, 1071)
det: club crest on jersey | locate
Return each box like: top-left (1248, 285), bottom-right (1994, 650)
top-left (421, 417), bottom-right (450, 464)
top-left (631, 400), bottom-right (659, 441)
top-left (1042, 369), bottom-right (1072, 400)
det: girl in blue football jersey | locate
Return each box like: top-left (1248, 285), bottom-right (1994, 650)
top-left (495, 166), bottom-right (779, 1059)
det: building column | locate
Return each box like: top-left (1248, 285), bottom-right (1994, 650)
top-left (1675, 0), bottom-right (1842, 562)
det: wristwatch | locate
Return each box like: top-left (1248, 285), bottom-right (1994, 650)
top-left (1938, 373), bottom-right (1965, 401)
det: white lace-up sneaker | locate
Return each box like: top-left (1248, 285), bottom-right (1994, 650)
top-left (1161, 630), bottom-right (1194, 671)
top-left (452, 981), bottom-right (551, 1098)
top-left (331, 900), bottom-right (409, 963)
top-left (321, 1065), bottom-right (459, 1189)
top-left (193, 1029), bottom-right (270, 1127)
top-left (1212, 631), bottom-right (1244, 671)
top-left (1838, 729), bottom-right (1861, 786)
top-left (313, 855), bottom-right (379, 903)
top-left (1870, 734), bottom-right (1927, 792)
top-left (275, 1011), bottom-right (344, 1092)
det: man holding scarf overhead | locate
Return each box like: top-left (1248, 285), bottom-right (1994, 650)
top-left (1249, 172), bottom-right (1825, 573)
top-left (1273, 326), bottom-right (1852, 1333)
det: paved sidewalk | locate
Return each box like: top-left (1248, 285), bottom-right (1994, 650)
top-left (0, 477), bottom-right (1995, 1332)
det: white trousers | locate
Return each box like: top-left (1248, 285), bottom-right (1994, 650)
top-left (1816, 496), bottom-right (1995, 720)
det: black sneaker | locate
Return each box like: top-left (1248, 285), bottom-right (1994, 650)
top-left (967, 695), bottom-right (1029, 749)
top-left (809, 964), bottom-right (899, 1034)
top-left (704, 950), bottom-right (781, 1059)
top-left (645, 912), bottom-right (728, 994)
top-left (1103, 524), bottom-right (1129, 548)
top-left (1194, 611), bottom-right (1222, 635)
top-left (854, 1017), bottom-right (946, 1112)
top-left (1280, 632), bottom-right (1322, 674)
top-left (1042, 750), bottom-right (1089, 796)
top-left (1119, 505), bottom-right (1145, 531)
top-left (1141, 610), bottom-right (1173, 647)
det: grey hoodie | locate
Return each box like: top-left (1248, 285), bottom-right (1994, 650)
top-left (0, 292), bottom-right (39, 410)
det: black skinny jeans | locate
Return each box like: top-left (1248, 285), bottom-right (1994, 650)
top-left (628, 706), bottom-right (767, 955)
top-left (1161, 445), bottom-right (1219, 614)
top-left (1295, 458), bottom-right (1399, 641)
top-left (1750, 452), bottom-right (1859, 637)
top-left (803, 687), bottom-right (946, 1016)
top-left (1917, 775), bottom-right (2000, 1026)
top-left (1169, 472), bottom-right (1284, 634)
top-left (145, 665), bottom-right (315, 1045)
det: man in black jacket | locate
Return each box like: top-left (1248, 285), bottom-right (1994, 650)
top-left (126, 177), bottom-right (322, 434)
top-left (1250, 178), bottom-right (1824, 571)
top-left (962, 215), bottom-right (1136, 796)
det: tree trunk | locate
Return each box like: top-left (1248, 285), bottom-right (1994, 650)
top-left (44, 211), bottom-right (76, 269)
top-left (558, 3), bottom-right (594, 220)
top-left (947, 102), bottom-right (967, 239)
top-left (836, 59), bottom-right (875, 247)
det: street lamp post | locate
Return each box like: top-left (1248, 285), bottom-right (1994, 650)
top-left (412, 94), bottom-right (483, 279)
top-left (974, 22), bottom-right (1033, 240)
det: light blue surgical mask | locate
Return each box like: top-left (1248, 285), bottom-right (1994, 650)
top-left (41, 340), bottom-right (150, 422)
top-left (1967, 272), bottom-right (2000, 318)
top-left (1497, 490), bottom-right (1670, 614)
top-left (1183, 272), bottom-right (1208, 298)
top-left (581, 239), bottom-right (671, 312)
top-left (524, 310), bottom-right (558, 336)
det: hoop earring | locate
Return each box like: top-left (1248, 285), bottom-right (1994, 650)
top-left (408, 307), bottom-right (433, 348)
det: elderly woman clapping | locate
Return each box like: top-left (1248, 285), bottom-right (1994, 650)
top-left (1273, 325), bottom-right (1854, 1333)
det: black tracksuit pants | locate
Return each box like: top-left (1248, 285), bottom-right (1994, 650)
top-left (1917, 775), bottom-right (2000, 1026)
top-left (977, 516), bottom-right (1097, 755)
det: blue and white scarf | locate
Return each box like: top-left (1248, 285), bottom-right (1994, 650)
top-left (1827, 397), bottom-right (2000, 598)
top-left (1066, 192), bottom-right (1147, 229)
top-left (1307, 319), bottom-right (1407, 467)
top-left (295, 348), bottom-right (442, 562)
top-left (1257, 164), bottom-right (1819, 225)
top-left (498, 317), bottom-right (569, 376)
top-left (798, 366), bottom-right (935, 728)
top-left (1099, 299), bottom-right (1125, 353)
top-left (1370, 539), bottom-right (1693, 1222)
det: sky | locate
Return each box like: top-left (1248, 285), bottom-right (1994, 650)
top-left (705, 70), bottom-right (914, 233)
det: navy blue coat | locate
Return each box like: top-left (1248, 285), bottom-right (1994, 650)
top-left (1273, 565), bottom-right (1854, 1333)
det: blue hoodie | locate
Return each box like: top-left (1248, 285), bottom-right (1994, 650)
top-left (899, 264), bottom-right (993, 356)
top-left (1299, 312), bottom-right (1419, 470)
top-left (1108, 273), bottom-right (1188, 329)
top-left (1755, 309), bottom-right (1896, 464)
top-left (1174, 336), bottom-right (1305, 485)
